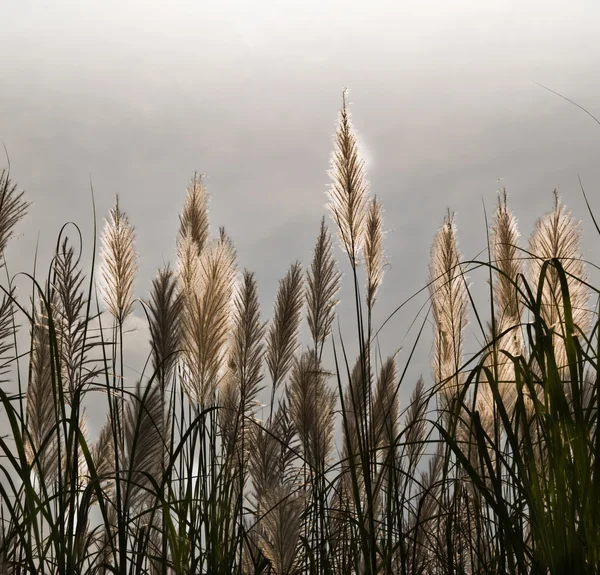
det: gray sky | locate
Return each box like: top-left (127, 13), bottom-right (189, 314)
top-left (2, 0), bottom-right (600, 427)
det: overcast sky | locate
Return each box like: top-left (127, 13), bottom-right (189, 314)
top-left (2, 0), bottom-right (600, 426)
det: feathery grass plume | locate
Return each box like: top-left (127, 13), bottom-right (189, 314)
top-left (181, 236), bottom-right (237, 406)
top-left (327, 89), bottom-right (369, 265)
top-left (429, 211), bottom-right (468, 414)
top-left (177, 232), bottom-right (201, 297)
top-left (219, 368), bottom-right (241, 453)
top-left (147, 265), bottom-right (183, 382)
top-left (250, 403), bottom-right (303, 575)
top-left (405, 442), bottom-right (444, 574)
top-left (0, 168), bottom-right (29, 257)
top-left (53, 236), bottom-right (89, 404)
top-left (371, 357), bottom-right (398, 451)
top-left (492, 189), bottom-right (523, 334)
top-left (257, 485), bottom-right (305, 575)
top-left (402, 377), bottom-right (428, 473)
top-left (230, 270), bottom-right (265, 412)
top-left (99, 196), bottom-right (138, 324)
top-left (306, 217), bottom-right (341, 357)
top-left (122, 381), bottom-right (167, 511)
top-left (287, 350), bottom-right (336, 470)
top-left (92, 415), bottom-right (116, 495)
top-left (479, 190), bottom-right (524, 430)
top-left (528, 190), bottom-right (590, 368)
top-left (179, 172), bottom-right (209, 255)
top-left (364, 195), bottom-right (385, 311)
top-left (70, 412), bottom-right (91, 491)
top-left (25, 293), bottom-right (59, 481)
top-left (266, 262), bottom-right (304, 404)
top-left (221, 270), bottom-right (266, 452)
top-left (337, 356), bottom-right (370, 528)
top-left (249, 421), bottom-right (282, 503)
top-left (249, 402), bottom-right (300, 508)
top-left (0, 289), bottom-right (15, 381)
top-left (342, 357), bottom-right (369, 470)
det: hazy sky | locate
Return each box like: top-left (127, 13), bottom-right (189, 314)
top-left (2, 0), bottom-right (600, 423)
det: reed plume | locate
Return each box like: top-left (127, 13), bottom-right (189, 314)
top-left (0, 289), bottom-right (15, 381)
top-left (181, 236), bottom-right (237, 406)
top-left (218, 368), bottom-right (241, 454)
top-left (53, 237), bottom-right (89, 404)
top-left (342, 357), bottom-right (369, 470)
top-left (266, 262), bottom-right (304, 407)
top-left (306, 217), bottom-right (341, 358)
top-left (364, 195), bottom-right (385, 312)
top-left (123, 381), bottom-right (167, 510)
top-left (528, 190), bottom-right (590, 369)
top-left (251, 405), bottom-right (303, 575)
top-left (92, 415), bottom-right (116, 494)
top-left (0, 168), bottom-right (29, 257)
top-left (257, 485), bottom-right (304, 575)
top-left (147, 265), bottom-right (183, 383)
top-left (401, 377), bottom-right (428, 478)
top-left (287, 350), bottom-right (336, 471)
top-left (224, 271), bottom-right (265, 435)
top-left (327, 89), bottom-right (369, 265)
top-left (99, 196), bottom-right (138, 324)
top-left (479, 190), bottom-right (524, 430)
top-left (250, 403), bottom-right (299, 508)
top-left (179, 172), bottom-right (209, 255)
top-left (429, 211), bottom-right (468, 416)
top-left (371, 357), bottom-right (398, 452)
top-left (220, 270), bottom-right (265, 459)
top-left (25, 294), bottom-right (59, 481)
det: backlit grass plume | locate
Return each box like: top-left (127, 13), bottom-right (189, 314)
top-left (306, 217), bottom-right (341, 359)
top-left (53, 237), bottom-right (89, 404)
top-left (0, 168), bottom-right (29, 257)
top-left (478, 190), bottom-right (524, 429)
top-left (179, 172), bottom-right (209, 255)
top-left (25, 294), bottom-right (59, 482)
top-left (371, 357), bottom-right (398, 452)
top-left (364, 196), bottom-right (385, 312)
top-left (266, 262), bottom-right (304, 409)
top-left (99, 196), bottom-right (138, 324)
top-left (220, 269), bottom-right (265, 456)
top-left (429, 211), bottom-right (468, 414)
top-left (181, 235), bottom-right (237, 406)
top-left (122, 380), bottom-right (167, 511)
top-left (147, 265), bottom-right (183, 383)
top-left (528, 190), bottom-right (590, 370)
top-left (288, 350), bottom-right (336, 470)
top-left (0, 289), bottom-right (15, 380)
top-left (229, 269), bottom-right (265, 418)
top-left (327, 89), bottom-right (369, 265)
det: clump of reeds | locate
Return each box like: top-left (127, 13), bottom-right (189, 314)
top-left (1, 92), bottom-right (599, 575)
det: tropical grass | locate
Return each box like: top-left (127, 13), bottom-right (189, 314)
top-left (0, 93), bottom-right (599, 575)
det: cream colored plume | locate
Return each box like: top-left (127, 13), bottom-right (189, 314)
top-left (327, 89), bottom-right (369, 265)
top-left (528, 191), bottom-right (590, 370)
top-left (181, 236), bottom-right (237, 406)
top-left (147, 265), bottom-right (183, 383)
top-left (266, 262), bottom-right (304, 398)
top-left (478, 190), bottom-right (523, 431)
top-left (287, 351), bottom-right (336, 471)
top-left (364, 195), bottom-right (385, 311)
top-left (429, 212), bottom-right (468, 414)
top-left (179, 172), bottom-right (209, 255)
top-left (306, 217), bottom-right (341, 357)
top-left (99, 196), bottom-right (138, 324)
top-left (25, 294), bottom-right (59, 482)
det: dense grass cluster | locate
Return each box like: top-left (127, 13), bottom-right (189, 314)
top-left (0, 93), bottom-right (599, 574)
